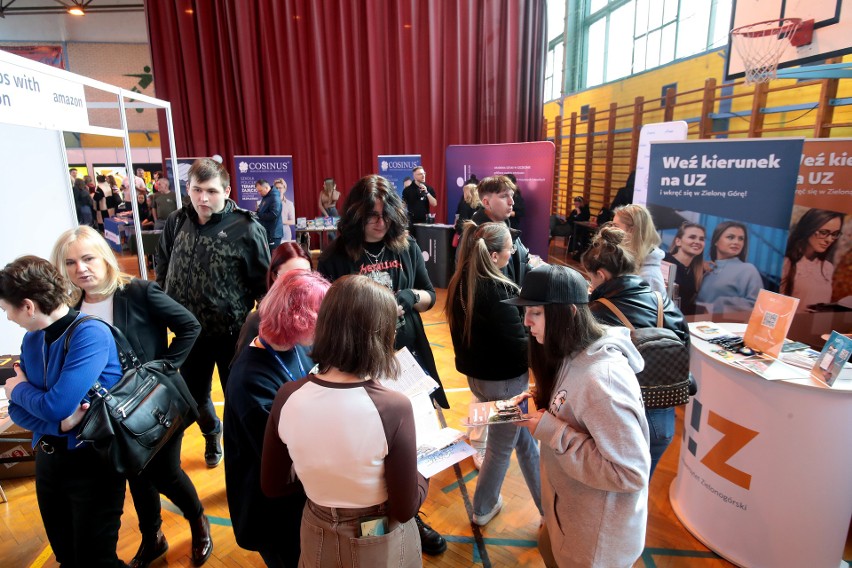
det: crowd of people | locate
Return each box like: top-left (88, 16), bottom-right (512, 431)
top-left (3, 160), bottom-right (710, 568)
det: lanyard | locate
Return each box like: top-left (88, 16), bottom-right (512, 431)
top-left (258, 337), bottom-right (305, 382)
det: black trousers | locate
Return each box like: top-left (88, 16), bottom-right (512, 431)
top-left (128, 430), bottom-right (204, 535)
top-left (181, 332), bottom-right (238, 434)
top-left (35, 442), bottom-right (127, 568)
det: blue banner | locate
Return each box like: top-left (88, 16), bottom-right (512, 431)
top-left (647, 138), bottom-right (804, 316)
top-left (647, 139), bottom-right (803, 229)
top-left (233, 155), bottom-right (294, 209)
top-left (233, 156), bottom-right (297, 240)
top-left (164, 157), bottom-right (201, 199)
top-left (378, 154), bottom-right (421, 196)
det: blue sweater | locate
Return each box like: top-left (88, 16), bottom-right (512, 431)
top-left (10, 314), bottom-right (122, 449)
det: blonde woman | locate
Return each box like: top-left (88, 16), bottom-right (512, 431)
top-left (612, 204), bottom-right (667, 295)
top-left (454, 183), bottom-right (481, 240)
top-left (51, 226), bottom-right (212, 567)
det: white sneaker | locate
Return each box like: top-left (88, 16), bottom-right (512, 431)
top-left (472, 447), bottom-right (486, 470)
top-left (473, 495), bottom-right (503, 526)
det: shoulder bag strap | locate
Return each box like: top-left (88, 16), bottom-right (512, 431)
top-left (63, 315), bottom-right (141, 371)
top-left (653, 291), bottom-right (664, 327)
top-left (595, 298), bottom-right (635, 330)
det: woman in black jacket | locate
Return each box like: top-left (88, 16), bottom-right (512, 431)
top-left (445, 221), bottom-right (541, 526)
top-left (52, 226), bottom-right (211, 568)
top-left (581, 226), bottom-right (689, 477)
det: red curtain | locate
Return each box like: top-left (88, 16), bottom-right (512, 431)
top-left (146, 0), bottom-right (545, 221)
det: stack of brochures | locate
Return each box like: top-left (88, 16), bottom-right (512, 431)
top-left (377, 348), bottom-right (475, 477)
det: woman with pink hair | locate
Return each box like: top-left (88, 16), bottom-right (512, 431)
top-left (223, 270), bottom-right (330, 567)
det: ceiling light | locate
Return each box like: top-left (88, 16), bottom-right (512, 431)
top-left (67, 6), bottom-right (85, 16)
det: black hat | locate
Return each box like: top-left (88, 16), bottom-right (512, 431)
top-left (502, 265), bottom-right (589, 306)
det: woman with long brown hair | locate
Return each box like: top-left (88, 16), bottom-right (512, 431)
top-left (507, 265), bottom-right (650, 568)
top-left (664, 222), bottom-right (706, 315)
top-left (445, 221), bottom-right (541, 526)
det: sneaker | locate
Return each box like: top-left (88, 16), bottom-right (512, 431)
top-left (472, 447), bottom-right (486, 470)
top-left (203, 429), bottom-right (223, 468)
top-left (472, 495), bottom-right (503, 526)
top-left (415, 513), bottom-right (447, 555)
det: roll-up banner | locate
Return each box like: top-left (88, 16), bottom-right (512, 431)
top-left (445, 142), bottom-right (555, 259)
top-left (378, 154), bottom-right (421, 196)
top-left (647, 138), bottom-right (804, 319)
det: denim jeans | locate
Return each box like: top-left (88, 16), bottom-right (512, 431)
top-left (646, 407), bottom-right (675, 477)
top-left (468, 373), bottom-right (542, 516)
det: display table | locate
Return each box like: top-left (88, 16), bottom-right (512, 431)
top-left (295, 226), bottom-right (335, 252)
top-left (670, 323), bottom-right (852, 568)
top-left (103, 216), bottom-right (135, 252)
top-left (411, 223), bottom-right (454, 288)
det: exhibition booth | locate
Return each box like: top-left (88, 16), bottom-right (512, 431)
top-left (671, 323), bottom-right (852, 568)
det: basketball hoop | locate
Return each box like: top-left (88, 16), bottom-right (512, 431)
top-left (731, 18), bottom-right (814, 85)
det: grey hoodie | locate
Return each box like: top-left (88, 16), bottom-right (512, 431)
top-left (535, 326), bottom-right (650, 568)
top-left (641, 246), bottom-right (667, 296)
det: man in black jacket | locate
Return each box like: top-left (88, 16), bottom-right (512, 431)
top-left (472, 175), bottom-right (538, 288)
top-left (402, 165), bottom-right (437, 225)
top-left (156, 158), bottom-right (270, 467)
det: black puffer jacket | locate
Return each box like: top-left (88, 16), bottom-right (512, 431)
top-left (589, 275), bottom-right (689, 346)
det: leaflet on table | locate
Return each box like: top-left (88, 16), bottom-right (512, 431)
top-left (743, 290), bottom-right (799, 357)
top-left (782, 347), bottom-right (852, 371)
top-left (811, 331), bottom-right (852, 387)
top-left (734, 354), bottom-right (810, 381)
top-left (296, 217), bottom-right (307, 229)
top-left (689, 322), bottom-right (734, 341)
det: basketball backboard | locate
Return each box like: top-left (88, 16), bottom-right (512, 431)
top-left (726, 0), bottom-right (852, 80)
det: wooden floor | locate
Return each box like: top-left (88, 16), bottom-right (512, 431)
top-left (0, 244), bottom-right (848, 567)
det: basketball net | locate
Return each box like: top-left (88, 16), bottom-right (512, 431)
top-left (731, 18), bottom-right (802, 84)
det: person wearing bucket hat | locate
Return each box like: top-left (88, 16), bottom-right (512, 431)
top-left (505, 264), bottom-right (651, 568)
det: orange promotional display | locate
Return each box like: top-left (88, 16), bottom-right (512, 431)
top-left (743, 290), bottom-right (799, 357)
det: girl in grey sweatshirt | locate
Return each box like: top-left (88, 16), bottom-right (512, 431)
top-left (505, 265), bottom-right (651, 568)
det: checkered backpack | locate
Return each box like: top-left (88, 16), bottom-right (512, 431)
top-left (596, 292), bottom-right (691, 409)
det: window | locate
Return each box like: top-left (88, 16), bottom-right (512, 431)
top-left (545, 0), bottom-right (567, 101)
top-left (558, 0), bottom-right (734, 91)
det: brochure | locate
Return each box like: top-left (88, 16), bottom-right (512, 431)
top-left (734, 354), bottom-right (809, 381)
top-left (377, 348), bottom-right (473, 476)
top-left (296, 217), bottom-right (307, 229)
top-left (744, 290), bottom-right (799, 357)
top-left (811, 331), bottom-right (852, 387)
top-left (462, 396), bottom-right (532, 427)
top-left (689, 322), bottom-right (733, 341)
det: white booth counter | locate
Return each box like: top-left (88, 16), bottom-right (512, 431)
top-left (670, 324), bottom-right (852, 568)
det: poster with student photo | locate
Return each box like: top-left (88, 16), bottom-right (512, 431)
top-left (783, 139), bottom-right (852, 311)
top-left (646, 138), bottom-right (804, 320)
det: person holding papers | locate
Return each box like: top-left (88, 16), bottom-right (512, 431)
top-left (316, 175), bottom-right (447, 554)
top-left (506, 265), bottom-right (650, 568)
top-left (261, 275), bottom-right (428, 568)
top-left (317, 174), bottom-right (448, 411)
top-left (225, 270), bottom-right (329, 568)
top-left (445, 221), bottom-right (542, 526)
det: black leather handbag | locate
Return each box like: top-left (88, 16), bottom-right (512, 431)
top-left (64, 316), bottom-right (199, 476)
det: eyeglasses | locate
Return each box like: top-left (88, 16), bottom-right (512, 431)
top-left (508, 245), bottom-right (517, 254)
top-left (366, 211), bottom-right (391, 224)
top-left (813, 229), bottom-right (841, 240)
